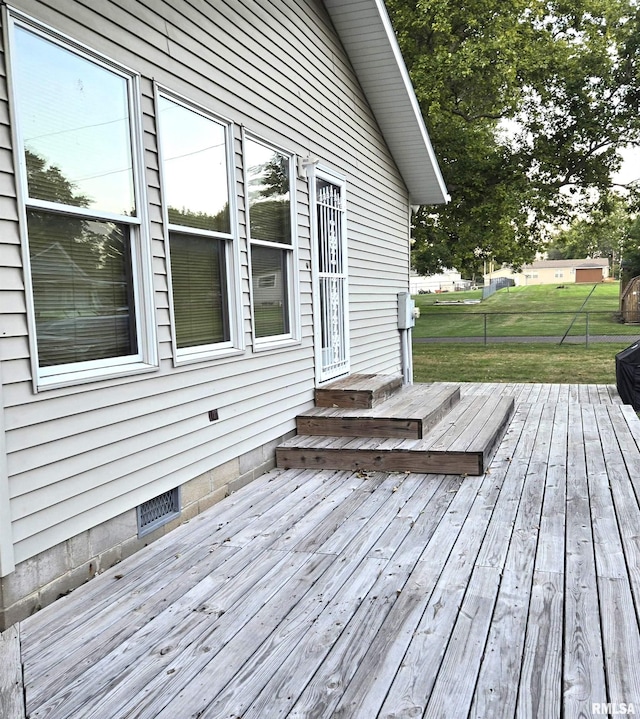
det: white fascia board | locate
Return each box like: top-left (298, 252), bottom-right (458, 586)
top-left (323, 0), bottom-right (450, 205)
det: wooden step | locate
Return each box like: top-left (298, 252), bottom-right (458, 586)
top-left (314, 374), bottom-right (403, 409)
top-left (276, 395), bottom-right (514, 476)
top-left (298, 384), bottom-right (460, 439)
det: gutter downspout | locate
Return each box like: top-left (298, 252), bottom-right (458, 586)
top-left (400, 324), bottom-right (413, 385)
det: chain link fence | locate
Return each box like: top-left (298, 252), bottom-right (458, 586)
top-left (413, 310), bottom-right (639, 346)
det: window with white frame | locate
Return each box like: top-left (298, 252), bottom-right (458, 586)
top-left (555, 270), bottom-right (564, 278)
top-left (157, 93), bottom-right (237, 358)
top-left (9, 15), bottom-right (155, 386)
top-left (245, 136), bottom-right (297, 342)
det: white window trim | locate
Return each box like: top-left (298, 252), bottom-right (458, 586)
top-left (243, 130), bottom-right (301, 352)
top-left (5, 7), bottom-right (158, 392)
top-left (309, 164), bottom-right (350, 384)
top-left (155, 85), bottom-right (244, 366)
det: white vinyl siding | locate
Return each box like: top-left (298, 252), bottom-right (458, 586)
top-left (0, 0), bottom-right (412, 566)
top-left (0, 364), bottom-right (14, 576)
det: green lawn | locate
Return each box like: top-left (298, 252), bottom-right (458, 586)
top-left (411, 283), bottom-right (638, 384)
top-left (413, 342), bottom-right (629, 384)
top-left (413, 282), bottom-right (637, 338)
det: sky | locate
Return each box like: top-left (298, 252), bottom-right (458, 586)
top-left (614, 145), bottom-right (640, 188)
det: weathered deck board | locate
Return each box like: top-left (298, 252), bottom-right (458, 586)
top-left (518, 570), bottom-right (564, 718)
top-left (24, 469), bottom-right (348, 707)
top-left (469, 403), bottom-right (545, 718)
top-left (14, 382), bottom-right (640, 719)
top-left (288, 474), bottom-right (469, 719)
top-left (516, 403), bottom-right (567, 718)
top-left (588, 405), bottom-right (640, 707)
top-left (563, 401), bottom-right (607, 719)
top-left (20, 465), bottom-right (314, 654)
top-left (374, 466), bottom-right (506, 717)
top-left (0, 625), bottom-right (25, 719)
top-left (468, 402), bottom-right (555, 719)
top-left (329, 476), bottom-right (491, 719)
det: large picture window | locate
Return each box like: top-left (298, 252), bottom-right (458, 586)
top-left (157, 93), bottom-right (236, 359)
top-left (10, 16), bottom-right (155, 386)
top-left (245, 137), bottom-right (297, 343)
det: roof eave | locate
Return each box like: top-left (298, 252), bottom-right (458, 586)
top-left (322, 0), bottom-right (449, 206)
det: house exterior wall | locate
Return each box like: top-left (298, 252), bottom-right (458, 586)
top-left (521, 267), bottom-right (576, 285)
top-left (484, 263), bottom-right (609, 287)
top-left (0, 0), bottom-right (412, 626)
top-left (409, 270), bottom-right (462, 294)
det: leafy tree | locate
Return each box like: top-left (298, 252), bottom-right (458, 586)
top-left (168, 204), bottom-right (230, 233)
top-left (25, 149), bottom-right (90, 207)
top-left (247, 153), bottom-right (291, 244)
top-left (546, 194), bottom-right (633, 276)
top-left (25, 150), bottom-right (127, 283)
top-left (252, 154), bottom-right (290, 199)
top-left (386, 0), bottom-right (640, 277)
top-left (621, 214), bottom-right (640, 289)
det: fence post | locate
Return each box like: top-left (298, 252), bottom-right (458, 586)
top-left (484, 313), bottom-right (487, 346)
top-left (586, 312), bottom-right (589, 348)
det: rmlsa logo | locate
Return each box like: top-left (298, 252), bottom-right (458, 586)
top-left (592, 703), bottom-right (636, 715)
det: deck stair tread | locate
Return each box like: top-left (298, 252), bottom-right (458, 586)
top-left (314, 373), bottom-right (403, 409)
top-left (298, 383), bottom-right (461, 439)
top-left (277, 394), bottom-right (515, 476)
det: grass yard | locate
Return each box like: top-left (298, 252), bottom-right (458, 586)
top-left (412, 342), bottom-right (629, 384)
top-left (413, 281), bottom-right (637, 338)
top-left (411, 283), bottom-right (638, 384)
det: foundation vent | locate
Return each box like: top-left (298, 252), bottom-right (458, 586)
top-left (137, 488), bottom-right (181, 537)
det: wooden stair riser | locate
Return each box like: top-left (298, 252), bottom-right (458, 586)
top-left (315, 374), bottom-right (403, 409)
top-left (276, 448), bottom-right (483, 476)
top-left (296, 417), bottom-right (420, 439)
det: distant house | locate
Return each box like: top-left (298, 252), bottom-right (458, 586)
top-left (484, 259), bottom-right (610, 287)
top-left (0, 0), bottom-right (449, 627)
top-left (409, 269), bottom-right (463, 293)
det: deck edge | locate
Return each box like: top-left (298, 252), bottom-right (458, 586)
top-left (0, 624), bottom-right (25, 719)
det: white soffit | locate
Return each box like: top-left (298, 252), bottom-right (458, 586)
top-left (322, 0), bottom-right (450, 205)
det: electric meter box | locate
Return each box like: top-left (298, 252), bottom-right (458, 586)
top-left (397, 292), bottom-right (416, 329)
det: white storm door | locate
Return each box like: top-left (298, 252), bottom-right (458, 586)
top-left (312, 170), bottom-right (350, 383)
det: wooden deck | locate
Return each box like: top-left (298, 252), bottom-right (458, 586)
top-left (6, 382), bottom-right (640, 718)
